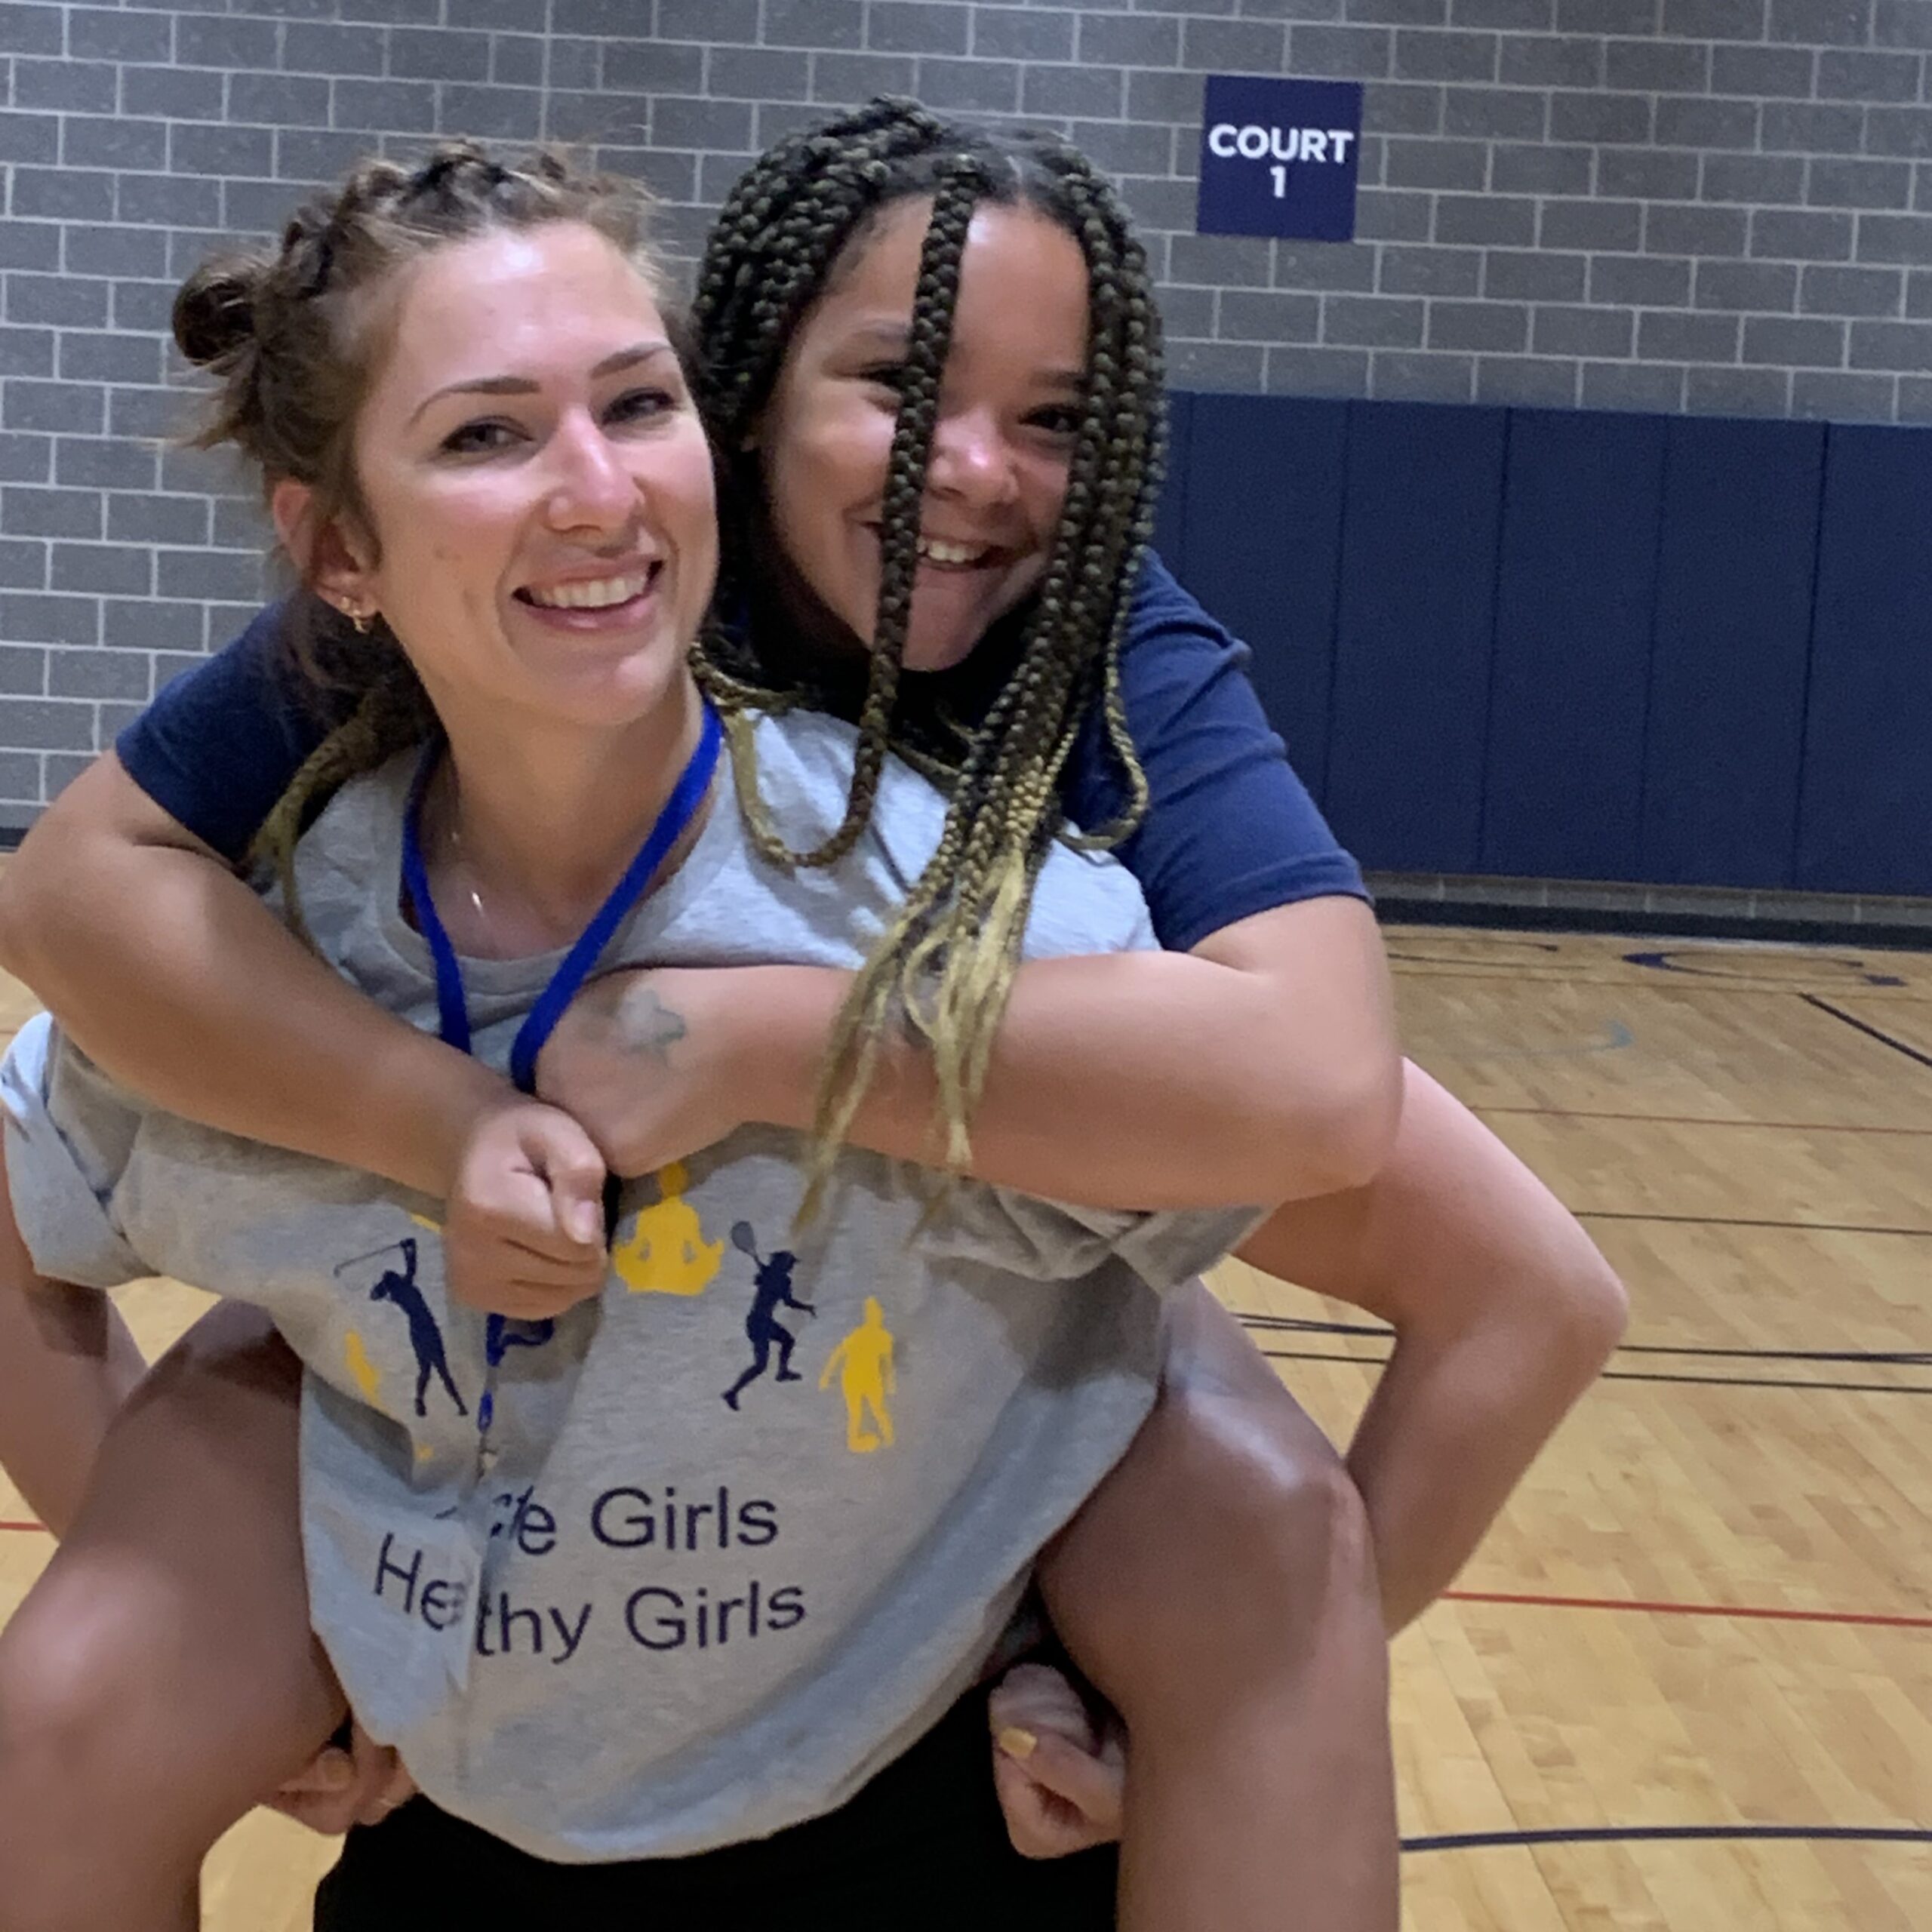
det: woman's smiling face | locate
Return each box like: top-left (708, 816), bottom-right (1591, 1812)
top-left (754, 195), bottom-right (1091, 673)
top-left (296, 220), bottom-right (718, 737)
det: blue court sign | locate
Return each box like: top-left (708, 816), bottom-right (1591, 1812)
top-left (1195, 75), bottom-right (1365, 243)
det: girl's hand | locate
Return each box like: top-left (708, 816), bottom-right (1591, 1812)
top-left (441, 1097), bottom-right (609, 1318)
top-left (989, 1661), bottom-right (1126, 1859)
top-left (267, 1718), bottom-right (418, 1835)
top-left (536, 968), bottom-right (756, 1179)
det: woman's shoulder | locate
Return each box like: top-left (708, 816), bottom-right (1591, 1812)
top-left (738, 706), bottom-right (948, 851)
top-left (735, 706), bottom-right (1151, 958)
top-left (279, 752), bottom-right (418, 946)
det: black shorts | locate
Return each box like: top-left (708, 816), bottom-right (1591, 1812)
top-left (312, 1685), bottom-right (1118, 1931)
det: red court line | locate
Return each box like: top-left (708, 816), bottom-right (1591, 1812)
top-left (1444, 1589), bottom-right (1932, 1632)
top-left (0, 1519), bottom-right (45, 1534)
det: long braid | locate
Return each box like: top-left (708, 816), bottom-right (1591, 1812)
top-left (688, 100), bottom-right (1168, 1208)
top-left (772, 159), bottom-right (980, 873)
top-left (692, 106), bottom-right (964, 867)
top-left (251, 668), bottom-right (436, 946)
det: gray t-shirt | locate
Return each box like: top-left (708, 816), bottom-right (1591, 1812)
top-left (3, 708), bottom-right (1256, 1863)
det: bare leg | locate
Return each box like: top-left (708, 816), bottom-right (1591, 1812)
top-left (1038, 1284), bottom-right (1399, 1932)
top-left (0, 1150), bottom-right (143, 1539)
top-left (0, 1301), bottom-right (346, 1932)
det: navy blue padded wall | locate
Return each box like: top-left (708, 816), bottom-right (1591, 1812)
top-left (1482, 410), bottom-right (1666, 880)
top-left (1798, 423), bottom-right (1932, 896)
top-left (1174, 393), bottom-right (1347, 800)
top-left (1642, 417), bottom-right (1823, 889)
top-left (1324, 401), bottom-right (1507, 872)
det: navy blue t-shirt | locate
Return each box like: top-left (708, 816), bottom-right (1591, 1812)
top-left (116, 552), bottom-right (1364, 953)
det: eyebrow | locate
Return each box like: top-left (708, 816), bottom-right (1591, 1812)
top-left (407, 340), bottom-right (675, 425)
top-left (842, 321), bottom-right (1084, 389)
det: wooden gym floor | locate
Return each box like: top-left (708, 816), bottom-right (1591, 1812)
top-left (2, 924), bottom-right (1927, 1927)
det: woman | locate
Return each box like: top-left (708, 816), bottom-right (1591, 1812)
top-left (0, 142), bottom-right (1281, 1930)
top-left (0, 104), bottom-right (1622, 1924)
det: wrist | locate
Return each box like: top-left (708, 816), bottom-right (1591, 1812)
top-left (371, 1045), bottom-right (513, 1198)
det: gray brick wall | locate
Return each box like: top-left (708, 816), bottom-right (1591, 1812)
top-left (2, 0), bottom-right (1930, 822)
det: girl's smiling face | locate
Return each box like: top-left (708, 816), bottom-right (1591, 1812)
top-left (286, 221), bottom-right (718, 738)
top-left (754, 196), bottom-right (1091, 673)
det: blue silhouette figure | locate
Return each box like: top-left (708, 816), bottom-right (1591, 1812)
top-left (340, 1236), bottom-right (467, 1420)
top-left (722, 1221), bottom-right (815, 1411)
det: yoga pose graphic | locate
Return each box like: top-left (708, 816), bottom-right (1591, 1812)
top-left (721, 1222), bottom-right (815, 1412)
top-left (611, 1160), bottom-right (724, 1297)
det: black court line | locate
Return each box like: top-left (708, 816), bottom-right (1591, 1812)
top-left (1472, 1105), bottom-right (1932, 1136)
top-left (1626, 949), bottom-right (1909, 989)
top-left (1254, 1348), bottom-right (1932, 1395)
top-left (1802, 992), bottom-right (1932, 1072)
top-left (1234, 1312), bottom-right (1932, 1368)
top-left (1596, 1368), bottom-right (1932, 1393)
top-left (1390, 941), bottom-right (1921, 989)
top-left (1574, 1209), bottom-right (1932, 1238)
top-left (1400, 1823), bottom-right (1932, 1854)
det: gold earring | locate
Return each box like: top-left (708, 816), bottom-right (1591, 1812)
top-left (344, 604), bottom-right (372, 635)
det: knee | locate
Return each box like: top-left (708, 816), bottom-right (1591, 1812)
top-left (0, 1581), bottom-right (158, 1815)
top-left (1044, 1374), bottom-right (1379, 1714)
top-left (1555, 1242), bottom-right (1629, 1377)
top-left (1159, 1375), bottom-right (1378, 1639)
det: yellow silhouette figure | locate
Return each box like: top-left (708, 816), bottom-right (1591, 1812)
top-left (343, 1330), bottom-right (382, 1404)
top-left (611, 1161), bottom-right (724, 1297)
top-left (820, 1298), bottom-right (896, 1453)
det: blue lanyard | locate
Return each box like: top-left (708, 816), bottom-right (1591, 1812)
top-left (398, 700), bottom-right (722, 1463)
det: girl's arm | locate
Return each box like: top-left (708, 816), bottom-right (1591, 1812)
top-left (0, 752), bottom-right (611, 1313)
top-left (798, 894), bottom-right (1400, 1205)
top-left (0, 751), bottom-right (505, 1200)
top-left (539, 895), bottom-right (1399, 1212)
top-left (5, 755), bottom-right (1397, 1221)
top-left (1237, 1065), bottom-right (1628, 1631)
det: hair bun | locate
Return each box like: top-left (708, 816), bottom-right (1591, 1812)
top-left (172, 259), bottom-right (260, 368)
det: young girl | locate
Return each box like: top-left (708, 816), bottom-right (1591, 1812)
top-left (0, 105), bottom-right (1622, 1924)
top-left (0, 148), bottom-right (1269, 1928)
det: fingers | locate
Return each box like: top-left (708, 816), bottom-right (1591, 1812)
top-left (997, 1722), bottom-right (1124, 1826)
top-left (988, 1661), bottom-right (1101, 1749)
top-left (466, 1109), bottom-right (608, 1264)
top-left (266, 1746), bottom-right (365, 1837)
top-left (527, 1117), bottom-right (608, 1250)
top-left (348, 1721), bottom-right (419, 1829)
top-left (445, 1102), bottom-right (612, 1315)
top-left (991, 1743), bottom-right (1121, 1860)
top-left (443, 1224), bottom-right (605, 1317)
top-left (988, 1663), bottom-right (1125, 1860)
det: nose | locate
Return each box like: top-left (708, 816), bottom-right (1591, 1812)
top-left (543, 408), bottom-right (637, 535)
top-left (925, 406), bottom-right (1018, 510)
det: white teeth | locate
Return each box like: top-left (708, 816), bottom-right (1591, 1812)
top-left (524, 573), bottom-right (649, 611)
top-left (917, 537), bottom-right (989, 567)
